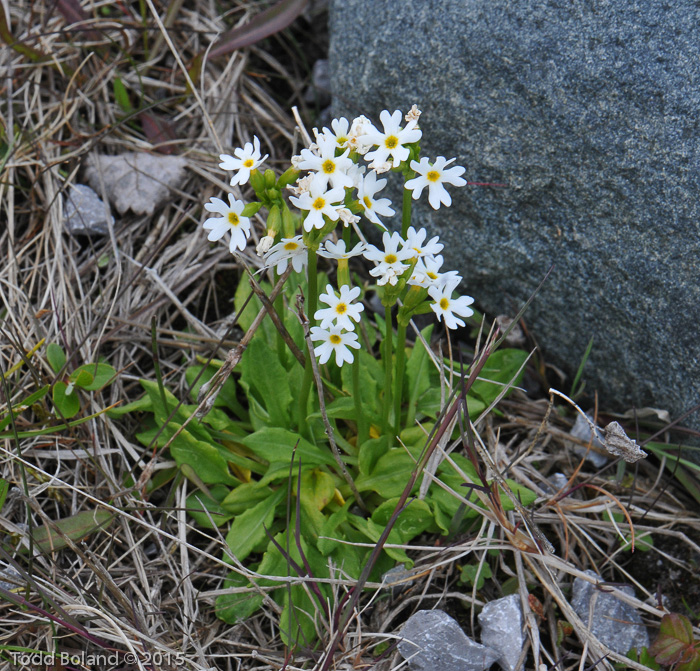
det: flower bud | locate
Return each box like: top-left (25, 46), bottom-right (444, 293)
top-left (241, 201), bottom-right (263, 217)
top-left (264, 169), bottom-right (276, 189)
top-left (248, 168), bottom-right (265, 195)
top-left (278, 167), bottom-right (301, 188)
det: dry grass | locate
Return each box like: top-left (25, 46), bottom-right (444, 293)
top-left (1, 1), bottom-right (699, 670)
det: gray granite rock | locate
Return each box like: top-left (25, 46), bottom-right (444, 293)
top-left (478, 595), bottom-right (524, 671)
top-left (329, 0), bottom-right (700, 444)
top-left (64, 184), bottom-right (113, 236)
top-left (572, 570), bottom-right (649, 654)
top-left (398, 609), bottom-right (500, 671)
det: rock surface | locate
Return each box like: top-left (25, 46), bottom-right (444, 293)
top-left (478, 595), bottom-right (524, 671)
top-left (329, 0), bottom-right (700, 439)
top-left (64, 184), bottom-right (113, 236)
top-left (398, 609), bottom-right (500, 671)
top-left (571, 570), bottom-right (649, 654)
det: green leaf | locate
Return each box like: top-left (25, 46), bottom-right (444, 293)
top-left (240, 337), bottom-right (292, 427)
top-left (31, 509), bottom-right (113, 553)
top-left (113, 76), bottom-right (133, 114)
top-left (308, 396), bottom-right (356, 421)
top-left (242, 428), bottom-right (336, 467)
top-left (186, 488), bottom-right (235, 528)
top-left (106, 393), bottom-right (153, 417)
top-left (215, 570), bottom-right (264, 624)
top-left (405, 324), bottom-right (434, 424)
top-left (317, 501), bottom-right (352, 555)
top-left (70, 363), bottom-right (116, 390)
top-left (371, 497), bottom-right (435, 540)
top-left (459, 562), bottom-right (492, 590)
top-left (501, 480), bottom-right (538, 510)
top-left (52, 382), bottom-right (80, 419)
top-left (186, 364), bottom-right (241, 415)
top-left (650, 613), bottom-right (699, 668)
top-left (168, 424), bottom-right (239, 486)
top-left (348, 514), bottom-right (411, 564)
top-left (0, 477), bottom-right (9, 511)
top-left (225, 488), bottom-right (285, 561)
top-left (355, 449), bottom-right (418, 498)
top-left (298, 468), bottom-right (336, 511)
top-left (341, 350), bottom-right (382, 420)
top-left (467, 348), bottom-right (528, 408)
top-left (46, 343), bottom-right (66, 374)
top-left (626, 647), bottom-right (661, 670)
top-left (358, 437), bottom-right (389, 475)
top-left (221, 482), bottom-right (275, 515)
top-left (69, 368), bottom-right (93, 389)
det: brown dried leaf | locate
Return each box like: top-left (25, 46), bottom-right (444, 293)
top-left (604, 421), bottom-right (647, 463)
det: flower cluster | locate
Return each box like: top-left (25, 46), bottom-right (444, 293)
top-left (202, 107), bottom-right (475, 366)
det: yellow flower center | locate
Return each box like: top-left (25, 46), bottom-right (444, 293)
top-left (228, 212), bottom-right (240, 226)
top-left (362, 195), bottom-right (373, 209)
top-left (384, 135), bottom-right (399, 149)
top-left (427, 271), bottom-right (438, 280)
top-left (439, 298), bottom-right (450, 310)
top-left (322, 159), bottom-right (336, 174)
top-left (385, 254), bottom-right (397, 264)
top-left (312, 197), bottom-right (326, 210)
top-left (427, 170), bottom-right (440, 182)
top-left (243, 159), bottom-right (255, 168)
top-left (336, 303), bottom-right (347, 315)
top-left (329, 334), bottom-right (342, 345)
top-left (337, 136), bottom-right (348, 144)
top-left (284, 242), bottom-right (299, 251)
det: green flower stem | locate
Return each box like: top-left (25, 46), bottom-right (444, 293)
top-left (401, 183), bottom-right (413, 238)
top-left (353, 351), bottom-right (368, 447)
top-left (274, 272), bottom-right (286, 369)
top-left (298, 246), bottom-right (319, 436)
top-left (393, 322), bottom-right (407, 438)
top-left (382, 307), bottom-right (393, 443)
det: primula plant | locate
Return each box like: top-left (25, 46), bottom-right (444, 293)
top-left (123, 107), bottom-right (535, 648)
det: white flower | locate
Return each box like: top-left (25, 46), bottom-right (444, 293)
top-left (297, 135), bottom-right (354, 192)
top-left (219, 136), bottom-right (268, 186)
top-left (256, 234), bottom-right (275, 256)
top-left (347, 115), bottom-right (374, 154)
top-left (203, 194), bottom-right (251, 253)
top-left (286, 173), bottom-right (314, 196)
top-left (364, 231), bottom-right (413, 286)
top-left (263, 235), bottom-right (308, 274)
top-left (310, 326), bottom-right (361, 366)
top-left (405, 156), bottom-right (467, 210)
top-left (357, 171), bottom-right (395, 228)
top-left (289, 181), bottom-right (346, 231)
top-left (363, 109), bottom-right (422, 169)
top-left (346, 162), bottom-right (366, 189)
top-left (317, 239), bottom-right (367, 259)
top-left (321, 117), bottom-right (351, 150)
top-left (315, 284), bottom-right (364, 330)
top-left (405, 105), bottom-right (422, 124)
top-left (428, 282), bottom-right (475, 330)
top-left (402, 226), bottom-right (444, 259)
top-left (408, 255), bottom-right (461, 289)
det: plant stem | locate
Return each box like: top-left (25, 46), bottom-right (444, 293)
top-left (393, 322), bottom-right (407, 438)
top-left (298, 247), bottom-right (318, 435)
top-left (382, 307), bottom-right (393, 443)
top-left (274, 273), bottom-right (286, 369)
top-left (353, 353), bottom-right (368, 447)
